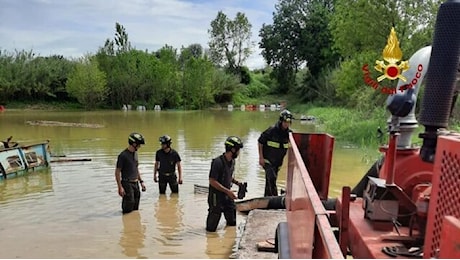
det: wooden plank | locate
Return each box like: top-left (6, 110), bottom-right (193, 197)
top-left (50, 158), bottom-right (91, 163)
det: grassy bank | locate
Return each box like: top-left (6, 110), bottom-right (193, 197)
top-left (289, 104), bottom-right (460, 151)
top-left (5, 101), bottom-right (83, 110)
top-left (289, 103), bottom-right (389, 147)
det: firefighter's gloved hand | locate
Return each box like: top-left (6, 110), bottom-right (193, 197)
top-left (237, 182), bottom-right (248, 199)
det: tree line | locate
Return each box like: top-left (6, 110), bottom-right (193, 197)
top-left (260, 0), bottom-right (441, 111)
top-left (0, 0), bottom-right (442, 111)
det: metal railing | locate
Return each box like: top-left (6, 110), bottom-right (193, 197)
top-left (281, 132), bottom-right (343, 258)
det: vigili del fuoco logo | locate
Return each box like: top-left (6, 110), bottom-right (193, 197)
top-left (362, 27), bottom-right (412, 95)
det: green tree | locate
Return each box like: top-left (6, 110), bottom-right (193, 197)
top-left (259, 0), bottom-right (338, 95)
top-left (208, 11), bottom-right (253, 72)
top-left (0, 49), bottom-right (33, 101)
top-left (329, 0), bottom-right (441, 105)
top-left (0, 49), bottom-right (75, 102)
top-left (183, 57), bottom-right (215, 109)
top-left (211, 69), bottom-right (242, 104)
top-left (153, 45), bottom-right (181, 108)
top-left (25, 55), bottom-right (75, 100)
top-left (99, 22), bottom-right (131, 56)
top-left (114, 22), bottom-right (132, 54)
top-left (107, 52), bottom-right (136, 107)
top-left (130, 50), bottom-right (161, 107)
top-left (43, 55), bottom-right (75, 100)
top-left (330, 0), bottom-right (440, 58)
top-left (179, 43), bottom-right (204, 69)
top-left (66, 56), bottom-right (107, 109)
top-left (95, 22), bottom-right (136, 108)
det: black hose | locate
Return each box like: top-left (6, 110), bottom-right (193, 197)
top-left (266, 196), bottom-right (286, 209)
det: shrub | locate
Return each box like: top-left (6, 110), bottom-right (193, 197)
top-left (66, 56), bottom-right (108, 110)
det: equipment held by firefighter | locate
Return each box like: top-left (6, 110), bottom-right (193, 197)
top-left (238, 182), bottom-right (248, 199)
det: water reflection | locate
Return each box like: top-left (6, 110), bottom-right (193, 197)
top-left (120, 211), bottom-right (146, 258)
top-left (205, 227), bottom-right (237, 258)
top-left (0, 169), bottom-right (53, 204)
top-left (154, 194), bottom-right (184, 250)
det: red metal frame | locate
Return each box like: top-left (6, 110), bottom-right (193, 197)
top-left (285, 132), bottom-right (460, 259)
top-left (285, 133), bottom-right (343, 258)
top-left (378, 147), bottom-right (433, 199)
top-left (384, 132), bottom-right (398, 185)
top-left (291, 133), bottom-right (334, 200)
top-left (336, 197), bottom-right (415, 258)
top-left (424, 135), bottom-right (460, 258)
top-left (338, 187), bottom-right (350, 257)
top-left (333, 131), bottom-right (425, 258)
top-left (438, 216), bottom-right (460, 258)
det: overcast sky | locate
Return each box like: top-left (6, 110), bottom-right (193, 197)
top-left (0, 0), bottom-right (278, 69)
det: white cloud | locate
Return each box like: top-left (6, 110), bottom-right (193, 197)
top-left (0, 0), bottom-right (276, 69)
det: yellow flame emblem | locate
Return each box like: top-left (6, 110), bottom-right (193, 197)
top-left (374, 27), bottom-right (409, 82)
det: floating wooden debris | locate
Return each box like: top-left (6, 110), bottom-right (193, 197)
top-left (26, 120), bottom-right (104, 128)
top-left (194, 184), bottom-right (208, 194)
top-left (50, 158), bottom-right (92, 163)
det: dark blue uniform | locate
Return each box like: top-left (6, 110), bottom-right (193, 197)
top-left (206, 154), bottom-right (236, 232)
top-left (155, 148), bottom-right (181, 194)
top-left (258, 121), bottom-right (291, 196)
top-left (117, 149), bottom-right (141, 213)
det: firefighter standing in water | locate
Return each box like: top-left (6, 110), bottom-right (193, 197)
top-left (115, 132), bottom-right (146, 214)
top-left (258, 110), bottom-right (293, 196)
top-left (206, 136), bottom-right (244, 232)
top-left (154, 135), bottom-right (183, 194)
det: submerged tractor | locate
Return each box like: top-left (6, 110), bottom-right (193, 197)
top-left (276, 0), bottom-right (460, 258)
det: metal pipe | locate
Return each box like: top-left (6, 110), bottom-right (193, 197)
top-left (385, 46), bottom-right (431, 148)
top-left (385, 132), bottom-right (399, 185)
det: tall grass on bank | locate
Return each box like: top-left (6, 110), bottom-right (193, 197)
top-left (5, 101), bottom-right (83, 110)
top-left (301, 106), bottom-right (388, 148)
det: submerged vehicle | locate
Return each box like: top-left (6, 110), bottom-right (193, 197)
top-left (265, 1), bottom-right (460, 258)
top-left (0, 137), bottom-right (51, 180)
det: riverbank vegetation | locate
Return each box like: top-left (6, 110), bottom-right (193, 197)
top-left (2, 0), bottom-right (456, 148)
